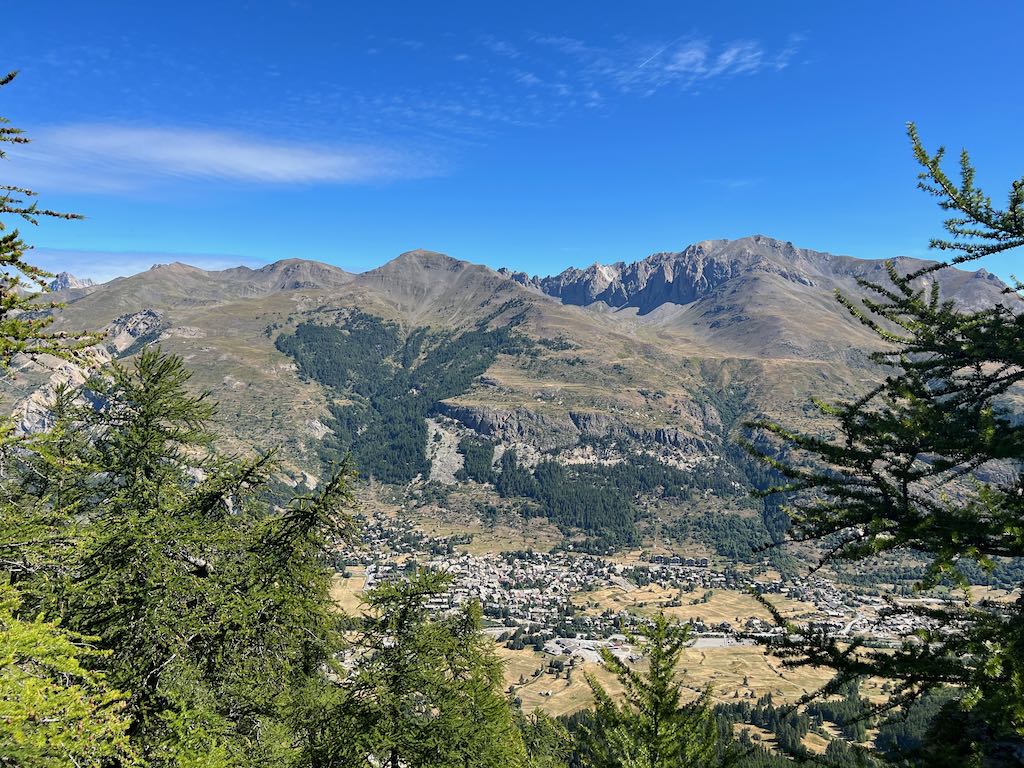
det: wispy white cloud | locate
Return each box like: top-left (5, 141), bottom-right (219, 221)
top-left (533, 32), bottom-right (803, 97)
top-left (9, 125), bottom-right (441, 193)
top-left (32, 248), bottom-right (266, 283)
top-left (264, 31), bottom-right (803, 147)
top-left (478, 35), bottom-right (520, 58)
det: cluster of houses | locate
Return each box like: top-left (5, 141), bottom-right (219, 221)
top-left (344, 513), bottom-right (956, 652)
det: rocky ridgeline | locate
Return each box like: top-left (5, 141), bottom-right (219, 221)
top-left (48, 272), bottom-right (96, 292)
top-left (500, 234), bottom-right (1005, 315)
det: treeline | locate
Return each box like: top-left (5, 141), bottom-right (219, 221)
top-left (276, 310), bottom-right (525, 483)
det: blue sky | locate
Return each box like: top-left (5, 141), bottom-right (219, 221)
top-left (2, 1), bottom-right (1022, 281)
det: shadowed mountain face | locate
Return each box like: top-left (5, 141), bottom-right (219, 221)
top-left (5, 236), bottom-right (1013, 510)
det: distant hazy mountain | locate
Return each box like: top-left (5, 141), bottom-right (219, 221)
top-left (47, 272), bottom-right (96, 292)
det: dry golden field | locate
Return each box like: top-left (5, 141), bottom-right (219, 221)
top-left (573, 584), bottom-right (816, 625)
top-left (496, 639), bottom-right (888, 718)
top-left (330, 567), bottom-right (368, 615)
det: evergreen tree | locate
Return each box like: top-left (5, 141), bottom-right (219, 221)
top-left (314, 570), bottom-right (530, 768)
top-left (0, 581), bottom-right (135, 767)
top-left (0, 70), bottom-right (132, 768)
top-left (747, 125), bottom-right (1024, 764)
top-left (516, 709), bottom-right (572, 768)
top-left (583, 613), bottom-right (727, 768)
top-left (0, 71), bottom-right (95, 368)
top-left (11, 347), bottom-right (358, 766)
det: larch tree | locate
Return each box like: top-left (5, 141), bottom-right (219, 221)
top-left (747, 124), bottom-right (1024, 765)
top-left (313, 570), bottom-right (531, 768)
top-left (0, 71), bottom-right (96, 369)
top-left (583, 613), bottom-right (726, 768)
top-left (0, 70), bottom-right (136, 768)
top-left (46, 349), bottom-right (359, 766)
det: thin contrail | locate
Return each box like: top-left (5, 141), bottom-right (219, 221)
top-left (636, 35), bottom-right (683, 69)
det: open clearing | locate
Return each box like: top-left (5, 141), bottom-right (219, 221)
top-left (330, 567), bottom-right (367, 614)
top-left (573, 584), bottom-right (815, 626)
top-left (496, 639), bottom-right (859, 716)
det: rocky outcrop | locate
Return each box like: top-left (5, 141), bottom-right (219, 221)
top-left (10, 309), bottom-right (165, 435)
top-left (425, 417), bottom-right (465, 484)
top-left (105, 309), bottom-right (164, 353)
top-left (436, 402), bottom-right (712, 455)
top-left (10, 359), bottom-right (89, 435)
top-left (435, 403), bottom-right (580, 451)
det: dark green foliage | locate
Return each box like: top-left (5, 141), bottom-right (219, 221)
top-left (276, 312), bottom-right (521, 483)
top-left (719, 697), bottom-right (810, 759)
top-left (747, 126), bottom-right (1024, 761)
top-left (456, 436), bottom-right (495, 482)
top-left (459, 442), bottom-right (708, 546)
top-left (872, 688), bottom-right (956, 763)
top-left (516, 710), bottom-right (572, 768)
top-left (458, 435), bottom-right (785, 553)
top-left (581, 613), bottom-right (728, 768)
top-left (668, 512), bottom-right (772, 563)
top-left (300, 570), bottom-right (531, 767)
top-left (806, 680), bottom-right (871, 743)
top-left (8, 347), bottom-right (359, 765)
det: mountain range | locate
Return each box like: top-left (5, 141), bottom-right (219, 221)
top-left (3, 235), bottom-right (1011, 551)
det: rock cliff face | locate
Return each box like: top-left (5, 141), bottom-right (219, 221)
top-left (9, 308), bottom-right (170, 436)
top-left (436, 402), bottom-right (712, 456)
top-left (48, 272), bottom-right (96, 292)
top-left (106, 309), bottom-right (164, 353)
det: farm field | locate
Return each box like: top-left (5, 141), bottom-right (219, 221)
top-left (497, 641), bottom-right (848, 716)
top-left (573, 584), bottom-right (816, 625)
top-left (330, 567), bottom-right (368, 614)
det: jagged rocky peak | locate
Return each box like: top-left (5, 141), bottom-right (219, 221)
top-left (48, 272), bottom-right (96, 291)
top-left (496, 267), bottom-right (540, 289)
top-left (517, 235), bottom-right (852, 313)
